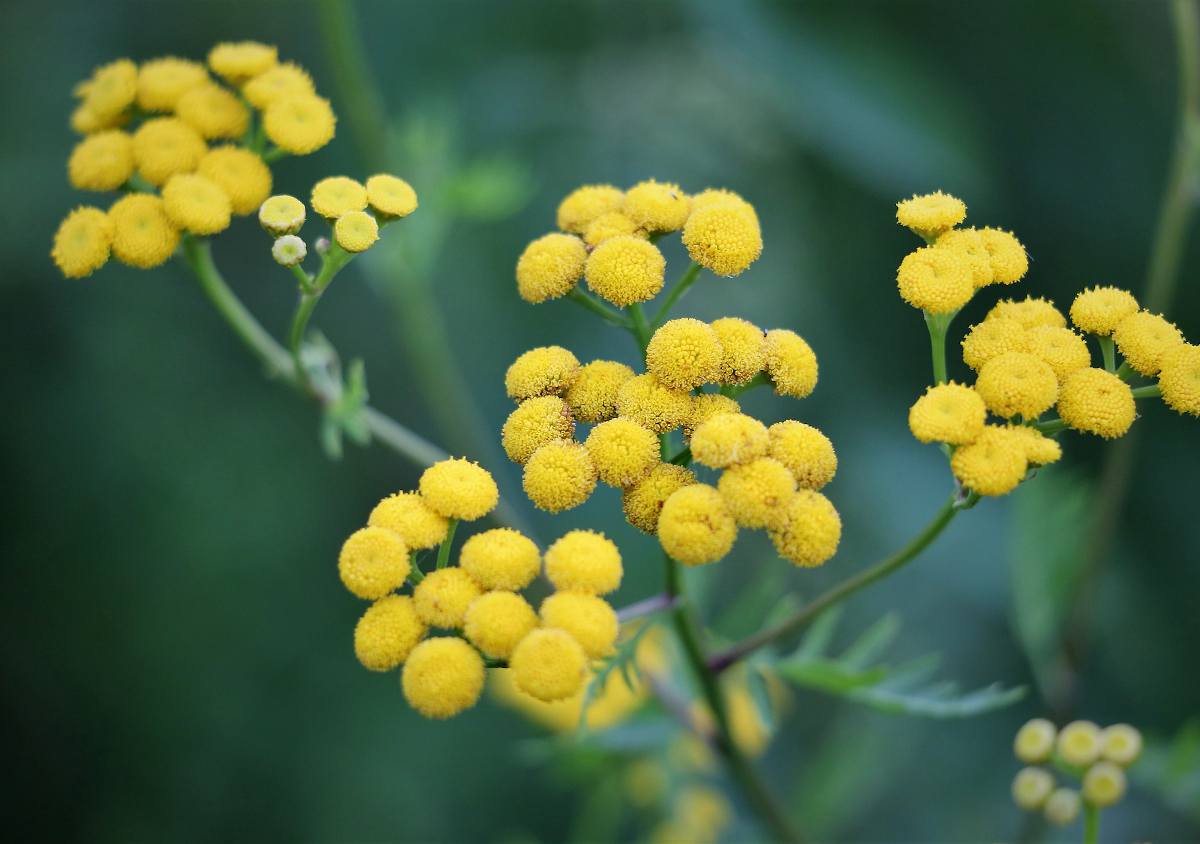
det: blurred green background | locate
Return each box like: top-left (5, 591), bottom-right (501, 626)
top-left (4, 0), bottom-right (1199, 841)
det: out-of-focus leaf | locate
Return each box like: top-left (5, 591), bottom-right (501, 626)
top-left (444, 154), bottom-right (534, 221)
top-left (1136, 719), bottom-right (1200, 823)
top-left (578, 620), bottom-right (657, 732)
top-left (1010, 470), bottom-right (1093, 698)
top-left (778, 611), bottom-right (1025, 718)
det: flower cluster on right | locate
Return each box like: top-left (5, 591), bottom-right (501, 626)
top-left (1011, 718), bottom-right (1142, 827)
top-left (898, 191), bottom-right (1199, 497)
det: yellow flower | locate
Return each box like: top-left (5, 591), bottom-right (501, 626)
top-left (107, 193), bottom-right (180, 269)
top-left (1003, 425), bottom-right (1062, 466)
top-left (334, 210), bottom-right (379, 253)
top-left (908, 382), bottom-right (987, 445)
top-left (950, 426), bottom-right (1028, 496)
top-left (515, 232), bottom-right (586, 303)
top-left (540, 593), bottom-right (619, 659)
top-left (401, 637), bottom-right (485, 719)
top-left (646, 318), bottom-right (724, 391)
top-left (208, 41), bottom-right (278, 83)
top-left (1070, 286), bottom-right (1139, 336)
top-left (197, 146), bottom-right (272, 215)
top-left (691, 412), bottom-right (769, 469)
top-left (52, 207), bottom-right (112, 278)
top-left (523, 439), bottom-right (598, 512)
top-left (413, 567), bottom-right (483, 629)
top-left (978, 227), bottom-right (1028, 284)
top-left (1057, 368), bottom-right (1135, 438)
top-left (1043, 788), bottom-right (1081, 826)
top-left (136, 57), bottom-right (209, 112)
top-left (623, 179), bottom-right (690, 232)
top-left (502, 396), bottom-right (575, 464)
top-left (460, 528), bottom-right (541, 591)
top-left (659, 484), bottom-right (738, 566)
top-left (263, 94), bottom-right (336, 155)
top-left (419, 457), bottom-right (500, 521)
top-left (622, 463), bottom-right (697, 534)
top-left (1014, 718), bottom-right (1057, 764)
top-left (768, 420), bottom-right (837, 489)
top-left (585, 235), bottom-right (666, 307)
top-left (80, 59), bottom-right (137, 123)
top-left (584, 211), bottom-right (643, 247)
top-left (162, 173), bottom-right (233, 235)
top-left (1012, 768), bottom-right (1054, 811)
top-left (1158, 343), bottom-right (1200, 416)
top-left (691, 187), bottom-right (755, 216)
top-left (176, 83), bottom-right (250, 140)
top-left (718, 457), bottom-right (796, 529)
top-left (69, 102), bottom-right (128, 135)
top-left (769, 489), bottom-right (841, 567)
top-left (565, 360), bottom-right (635, 423)
top-left (764, 329), bottom-right (819, 398)
top-left (682, 200), bottom-right (763, 277)
top-left (1101, 724), bottom-right (1143, 766)
top-left (1025, 325), bottom-right (1091, 382)
top-left (132, 117), bottom-right (207, 186)
top-left (556, 184), bottom-right (625, 234)
top-left (1057, 720), bottom-right (1102, 767)
top-left (961, 318), bottom-right (1029, 372)
top-left (710, 317), bottom-right (765, 385)
top-left (1083, 762), bottom-right (1126, 808)
top-left (896, 246), bottom-right (974, 314)
top-left (510, 628), bottom-right (588, 702)
top-left (1113, 310), bottom-right (1185, 376)
top-left (936, 228), bottom-right (992, 288)
top-left (68, 130), bottom-right (135, 191)
top-left (975, 352), bottom-right (1058, 419)
top-left (354, 595), bottom-right (426, 671)
top-left (311, 176), bottom-right (367, 218)
top-left (895, 190), bottom-right (966, 239)
top-left (463, 591), bottom-right (538, 660)
top-left (544, 529), bottom-right (623, 595)
top-left (684, 393), bottom-right (741, 440)
top-left (615, 373), bottom-right (694, 433)
top-left (365, 173), bottom-right (419, 218)
top-left (271, 235), bottom-right (306, 267)
top-left (242, 62), bottom-right (314, 109)
top-left (367, 491), bottom-right (449, 550)
top-left (585, 418), bottom-right (659, 487)
top-left (258, 194), bottom-right (306, 236)
top-left (337, 526), bottom-right (410, 600)
top-left (505, 345), bottom-right (581, 401)
top-left (986, 296), bottom-right (1066, 330)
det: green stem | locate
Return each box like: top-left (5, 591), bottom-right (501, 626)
top-left (179, 234), bottom-right (503, 490)
top-left (1083, 804), bottom-right (1100, 844)
top-left (651, 262), bottom-right (702, 327)
top-left (315, 0), bottom-right (390, 172)
top-left (1098, 336), bottom-right (1117, 372)
top-left (262, 146), bottom-right (287, 164)
top-left (436, 519), bottom-right (458, 569)
top-left (627, 302), bottom-right (652, 353)
top-left (663, 552), bottom-right (801, 843)
top-left (1115, 360), bottom-right (1136, 381)
top-left (709, 492), bottom-right (965, 673)
top-left (1132, 384), bottom-right (1162, 399)
top-left (923, 310), bottom-right (957, 385)
top-left (723, 372), bottom-right (771, 399)
top-left (1033, 418), bottom-right (1069, 435)
top-left (566, 287), bottom-right (632, 328)
top-left (286, 243), bottom-right (354, 392)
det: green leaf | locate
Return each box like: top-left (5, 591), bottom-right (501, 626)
top-left (444, 154), bottom-right (534, 221)
top-left (1010, 470), bottom-right (1093, 698)
top-left (577, 621), bottom-right (656, 732)
top-left (1136, 719), bottom-right (1200, 823)
top-left (777, 611), bottom-right (1026, 719)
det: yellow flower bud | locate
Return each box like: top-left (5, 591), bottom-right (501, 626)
top-left (540, 592), bottom-right (619, 659)
top-left (510, 628), bottom-right (588, 702)
top-left (718, 457), bottom-right (796, 529)
top-left (557, 184), bottom-right (624, 234)
top-left (975, 352), bottom-right (1059, 419)
top-left (961, 318), bottom-right (1029, 372)
top-left (565, 360), bottom-right (635, 423)
top-left (768, 421), bottom-right (837, 490)
top-left (623, 463), bottom-right (697, 534)
top-left (908, 383), bottom-right (987, 445)
top-left (1070, 286), bottom-right (1139, 336)
top-left (338, 526), bottom-right (410, 600)
top-left (413, 567), bottom-right (482, 629)
top-left (459, 528), bottom-right (541, 592)
top-left (895, 190), bottom-right (966, 239)
top-left (1113, 310), bottom-right (1185, 376)
top-left (367, 491), bottom-right (449, 550)
top-left (615, 373), bottom-right (694, 434)
top-left (1014, 718), bottom-right (1057, 764)
top-left (711, 317), bottom-right (766, 385)
top-left (544, 529), bottom-right (622, 595)
top-left (502, 396), bottom-right (575, 464)
top-left (419, 458), bottom-right (499, 521)
top-left (764, 329), bottom-right (819, 398)
top-left (1012, 767), bottom-right (1055, 811)
top-left (646, 318), bottom-right (724, 391)
top-left (977, 227), bottom-right (1027, 284)
top-left (987, 296), bottom-right (1066, 330)
top-left (585, 235), bottom-right (666, 306)
top-left (1057, 368), bottom-right (1135, 439)
top-left (623, 179), bottom-right (690, 232)
top-left (354, 595), bottom-right (426, 671)
top-left (1158, 344), bottom-right (1200, 416)
top-left (768, 490), bottom-right (841, 567)
top-left (515, 232), bottom-right (586, 303)
top-left (691, 412), bottom-right (769, 469)
top-left (68, 130), bottom-right (135, 191)
top-left (334, 210), bottom-right (379, 253)
top-left (950, 425), bottom-right (1028, 496)
top-left (658, 484), bottom-right (737, 566)
top-left (1101, 723), bottom-right (1143, 766)
top-left (108, 193), bottom-right (180, 269)
top-left (1043, 788), bottom-right (1081, 826)
top-left (682, 200), bottom-right (763, 277)
top-left (585, 418), bottom-right (660, 488)
top-left (505, 346), bottom-right (581, 401)
top-left (1082, 761), bottom-right (1126, 808)
top-left (1057, 720), bottom-right (1103, 767)
top-left (52, 207), bottom-right (112, 279)
top-left (896, 246), bottom-right (974, 314)
top-left (401, 637), bottom-right (485, 719)
top-left (259, 194), bottom-right (305, 236)
top-left (523, 439), bottom-right (598, 513)
top-left (463, 591), bottom-right (538, 660)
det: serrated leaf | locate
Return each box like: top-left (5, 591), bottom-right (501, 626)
top-left (577, 621), bottom-right (656, 732)
top-left (843, 682), bottom-right (1026, 718)
top-left (777, 659), bottom-right (890, 692)
top-left (840, 613), bottom-right (901, 670)
top-left (790, 607), bottom-right (843, 662)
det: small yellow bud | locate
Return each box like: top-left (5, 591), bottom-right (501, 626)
top-left (768, 489), bottom-right (841, 567)
top-left (1043, 788), bottom-right (1081, 826)
top-left (950, 425), bottom-right (1028, 497)
top-left (646, 318), bottom-right (724, 391)
top-left (338, 526), bottom-right (410, 600)
top-left (515, 232), bottom-right (586, 303)
top-left (585, 235), bottom-right (666, 306)
top-left (354, 595), bottom-right (426, 671)
top-left (523, 440), bottom-right (598, 513)
top-left (896, 246), bottom-right (974, 314)
top-left (271, 234), bottom-right (307, 267)
top-left (334, 210), bottom-right (379, 253)
top-left (767, 421), bottom-right (837, 490)
top-left (987, 296), bottom-right (1066, 330)
top-left (565, 360), bottom-right (635, 423)
top-left (691, 412), bottom-right (769, 469)
top-left (401, 637), bottom-right (485, 719)
top-left (615, 373), bottom-right (694, 434)
top-left (908, 383), bottom-right (987, 445)
top-left (368, 491), bottom-right (449, 551)
top-left (1012, 767), bottom-right (1055, 811)
top-left (623, 179), bottom-right (690, 232)
top-left (463, 591), bottom-right (538, 660)
top-left (1082, 761), bottom-right (1126, 808)
top-left (557, 184), bottom-right (624, 234)
top-left (1070, 286), bottom-right (1139, 336)
top-left (975, 352), bottom-right (1059, 420)
top-left (413, 567), bottom-right (483, 629)
top-left (540, 592), bottom-right (619, 659)
top-left (585, 418), bottom-right (660, 488)
top-left (506, 346), bottom-right (581, 401)
top-left (1113, 310), bottom-right (1185, 376)
top-left (544, 530), bottom-right (622, 595)
top-left (764, 329), bottom-right (818, 398)
top-left (895, 191), bottom-right (966, 239)
top-left (1014, 718), bottom-right (1057, 764)
top-left (459, 528), bottom-right (541, 592)
top-left (658, 484), bottom-right (737, 566)
top-left (710, 317), bottom-right (766, 385)
top-left (718, 457), bottom-right (796, 529)
top-left (1057, 720), bottom-right (1103, 767)
top-left (259, 194), bottom-right (306, 236)
top-left (1101, 724), bottom-right (1143, 766)
top-left (502, 396), bottom-right (575, 464)
top-left (510, 628), bottom-right (588, 702)
top-left (419, 458), bottom-right (499, 521)
top-left (1057, 368), bottom-right (1135, 439)
top-left (1158, 344), bottom-right (1200, 417)
top-left (622, 463), bottom-right (697, 534)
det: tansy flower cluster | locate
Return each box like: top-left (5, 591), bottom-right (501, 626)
top-left (53, 42), bottom-right (338, 279)
top-left (899, 192), bottom-right (1198, 497)
top-left (338, 457), bottom-right (631, 719)
top-left (257, 172), bottom-right (417, 267)
top-left (1010, 718), bottom-right (1142, 827)
top-left (501, 316), bottom-right (841, 568)
top-left (515, 180), bottom-right (763, 305)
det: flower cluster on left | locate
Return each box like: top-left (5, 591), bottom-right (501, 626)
top-left (51, 42), bottom-right (345, 278)
top-left (339, 457), bottom-right (630, 720)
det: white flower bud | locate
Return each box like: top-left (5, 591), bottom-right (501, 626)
top-left (272, 235), bottom-right (307, 267)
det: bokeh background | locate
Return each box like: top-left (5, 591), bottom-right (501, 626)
top-left (4, 0), bottom-right (1199, 841)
